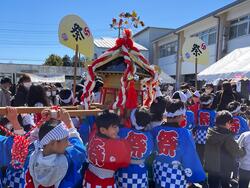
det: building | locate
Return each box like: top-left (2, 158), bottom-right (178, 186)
top-left (0, 63), bottom-right (85, 87)
top-left (94, 37), bottom-right (149, 59)
top-left (151, 0), bottom-right (250, 86)
top-left (133, 27), bottom-right (174, 63)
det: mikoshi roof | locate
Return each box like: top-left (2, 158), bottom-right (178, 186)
top-left (92, 37), bottom-right (155, 78)
top-left (198, 47), bottom-right (250, 82)
top-left (94, 37), bottom-right (148, 51)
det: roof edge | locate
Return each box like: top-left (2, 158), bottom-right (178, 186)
top-left (175, 0), bottom-right (247, 32)
top-left (133, 26), bottom-right (174, 37)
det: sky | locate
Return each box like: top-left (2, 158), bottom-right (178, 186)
top-left (0, 0), bottom-right (235, 65)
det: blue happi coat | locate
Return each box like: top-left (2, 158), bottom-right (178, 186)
top-left (79, 115), bottom-right (96, 144)
top-left (231, 115), bottom-right (249, 139)
top-left (151, 123), bottom-right (206, 187)
top-left (0, 133), bottom-right (86, 188)
top-left (116, 127), bottom-right (154, 188)
top-left (195, 109), bottom-right (216, 144)
top-left (180, 110), bottom-right (195, 130)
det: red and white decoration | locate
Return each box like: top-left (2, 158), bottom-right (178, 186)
top-left (81, 29), bottom-right (158, 110)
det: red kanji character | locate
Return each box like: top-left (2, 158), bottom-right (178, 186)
top-left (126, 131), bottom-right (147, 159)
top-left (201, 43), bottom-right (206, 50)
top-left (88, 137), bottom-right (105, 167)
top-left (157, 130), bottom-right (178, 157)
top-left (199, 112), bottom-right (210, 126)
top-left (230, 118), bottom-right (240, 133)
top-left (84, 27), bottom-right (91, 37)
top-left (180, 115), bottom-right (187, 128)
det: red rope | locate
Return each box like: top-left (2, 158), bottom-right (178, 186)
top-left (0, 112), bottom-right (49, 169)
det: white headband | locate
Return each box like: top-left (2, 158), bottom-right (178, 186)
top-left (166, 108), bottom-right (186, 118)
top-left (185, 90), bottom-right (192, 99)
top-left (59, 91), bottom-right (73, 104)
top-left (193, 91), bottom-right (200, 98)
top-left (38, 122), bottom-right (69, 148)
top-left (200, 98), bottom-right (213, 105)
top-left (173, 91), bottom-right (187, 103)
top-left (230, 105), bottom-right (241, 114)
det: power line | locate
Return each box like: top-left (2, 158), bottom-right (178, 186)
top-left (0, 27), bottom-right (114, 33)
top-left (0, 45), bottom-right (64, 48)
top-left (0, 28), bottom-right (57, 33)
top-left (0, 21), bottom-right (57, 26)
top-left (0, 58), bottom-right (44, 62)
top-left (0, 42), bottom-right (61, 46)
top-left (0, 39), bottom-right (59, 43)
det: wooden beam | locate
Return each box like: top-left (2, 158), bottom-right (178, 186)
top-left (66, 109), bottom-right (102, 116)
top-left (0, 107), bottom-right (102, 116)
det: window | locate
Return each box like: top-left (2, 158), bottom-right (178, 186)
top-left (229, 15), bottom-right (250, 40)
top-left (200, 34), bottom-right (208, 44)
top-left (159, 41), bottom-right (177, 58)
top-left (159, 45), bottom-right (167, 58)
top-left (208, 32), bottom-right (216, 45)
top-left (191, 27), bottom-right (217, 45)
top-left (238, 22), bottom-right (248, 36)
top-left (229, 25), bottom-right (237, 39)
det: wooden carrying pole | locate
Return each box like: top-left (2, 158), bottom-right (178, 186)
top-left (195, 56), bottom-right (198, 89)
top-left (0, 107), bottom-right (102, 116)
top-left (73, 44), bottom-right (79, 98)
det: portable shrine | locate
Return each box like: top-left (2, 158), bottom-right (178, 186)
top-left (81, 29), bottom-right (158, 110)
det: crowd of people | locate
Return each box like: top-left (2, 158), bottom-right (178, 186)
top-left (0, 74), bottom-right (249, 188)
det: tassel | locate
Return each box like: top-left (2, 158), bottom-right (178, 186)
top-left (125, 80), bottom-right (138, 109)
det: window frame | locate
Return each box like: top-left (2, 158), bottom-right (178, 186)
top-left (159, 41), bottom-right (178, 58)
top-left (190, 26), bottom-right (217, 46)
top-left (229, 14), bottom-right (250, 40)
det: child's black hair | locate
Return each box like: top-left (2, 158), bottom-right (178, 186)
top-left (205, 83), bottom-right (214, 89)
top-left (38, 119), bottom-right (62, 141)
top-left (180, 82), bottom-right (189, 90)
top-left (216, 110), bottom-right (233, 126)
top-left (227, 101), bottom-right (240, 113)
top-left (59, 89), bottom-right (73, 106)
top-left (95, 110), bottom-right (120, 130)
top-left (18, 74), bottom-right (31, 84)
top-left (150, 96), bottom-right (167, 122)
top-left (27, 85), bottom-right (50, 107)
top-left (222, 81), bottom-right (233, 92)
top-left (135, 107), bottom-right (151, 127)
top-left (75, 84), bottom-right (84, 94)
top-left (165, 99), bottom-right (185, 114)
top-left (240, 104), bottom-right (247, 113)
top-left (54, 83), bottom-right (63, 88)
top-left (200, 93), bottom-right (213, 109)
top-left (1, 77), bottom-right (12, 84)
top-left (172, 92), bottom-right (181, 100)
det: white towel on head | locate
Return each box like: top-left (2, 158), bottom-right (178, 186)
top-left (173, 91), bottom-right (187, 103)
top-left (193, 91), bottom-right (200, 98)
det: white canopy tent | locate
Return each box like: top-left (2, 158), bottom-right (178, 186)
top-left (159, 71), bottom-right (176, 84)
top-left (25, 73), bottom-right (65, 83)
top-left (198, 47), bottom-right (250, 82)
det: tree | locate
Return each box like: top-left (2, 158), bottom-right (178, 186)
top-left (62, 55), bottom-right (72, 66)
top-left (71, 55), bottom-right (86, 67)
top-left (44, 54), bottom-right (63, 66)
